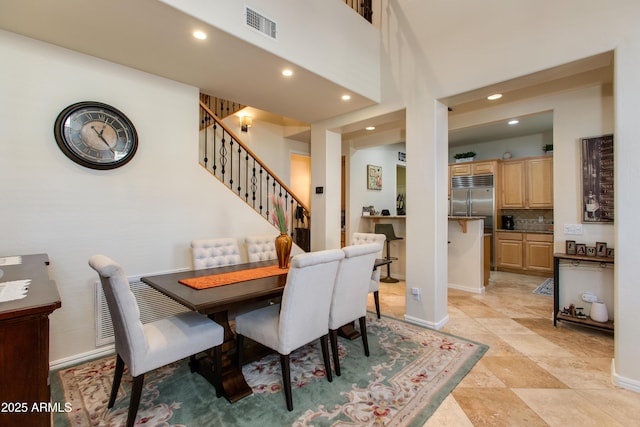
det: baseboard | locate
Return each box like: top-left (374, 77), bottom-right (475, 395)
top-left (448, 282), bottom-right (486, 294)
top-left (50, 345), bottom-right (115, 371)
top-left (611, 358), bottom-right (640, 393)
top-left (404, 313), bottom-right (449, 330)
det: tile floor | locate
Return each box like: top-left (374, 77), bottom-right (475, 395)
top-left (367, 271), bottom-right (640, 426)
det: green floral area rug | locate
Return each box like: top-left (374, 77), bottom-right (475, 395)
top-left (52, 314), bottom-right (488, 426)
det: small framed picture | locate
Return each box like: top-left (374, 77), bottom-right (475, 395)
top-left (586, 246), bottom-right (596, 257)
top-left (566, 240), bottom-right (576, 255)
top-left (606, 248), bottom-right (615, 258)
top-left (576, 244), bottom-right (587, 256)
top-left (596, 242), bottom-right (607, 257)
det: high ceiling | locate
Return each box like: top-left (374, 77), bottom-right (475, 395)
top-left (0, 0), bottom-right (375, 124)
top-left (0, 1), bottom-right (613, 146)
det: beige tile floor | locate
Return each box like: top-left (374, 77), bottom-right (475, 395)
top-left (367, 271), bottom-right (640, 426)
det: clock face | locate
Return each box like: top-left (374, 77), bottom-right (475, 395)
top-left (54, 102), bottom-right (138, 170)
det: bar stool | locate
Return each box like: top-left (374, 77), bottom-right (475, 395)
top-left (374, 224), bottom-right (403, 283)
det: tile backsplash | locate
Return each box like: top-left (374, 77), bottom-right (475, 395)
top-left (501, 209), bottom-right (553, 231)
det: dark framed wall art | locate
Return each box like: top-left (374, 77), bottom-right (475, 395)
top-left (582, 134), bottom-right (614, 223)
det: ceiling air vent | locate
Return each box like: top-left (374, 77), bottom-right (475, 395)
top-left (245, 6), bottom-right (277, 39)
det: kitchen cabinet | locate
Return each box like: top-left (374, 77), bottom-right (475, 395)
top-left (496, 231), bottom-right (523, 269)
top-left (496, 231), bottom-right (553, 274)
top-left (472, 161), bottom-right (496, 175)
top-left (450, 163), bottom-right (471, 177)
top-left (527, 157), bottom-right (553, 207)
top-left (500, 156), bottom-right (553, 209)
top-left (525, 233), bottom-right (554, 272)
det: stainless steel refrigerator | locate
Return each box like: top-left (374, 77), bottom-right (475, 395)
top-left (450, 174), bottom-right (495, 265)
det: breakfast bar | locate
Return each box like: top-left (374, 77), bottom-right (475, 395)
top-left (448, 217), bottom-right (486, 294)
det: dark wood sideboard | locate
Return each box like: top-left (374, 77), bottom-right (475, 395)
top-left (0, 254), bottom-right (61, 427)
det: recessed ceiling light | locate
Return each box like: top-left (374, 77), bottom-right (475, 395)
top-left (341, 94), bottom-right (351, 101)
top-left (282, 69), bottom-right (293, 77)
top-left (193, 31), bottom-right (207, 40)
top-left (508, 119), bottom-right (519, 125)
top-left (487, 93), bottom-right (502, 100)
top-left (366, 126), bottom-right (376, 131)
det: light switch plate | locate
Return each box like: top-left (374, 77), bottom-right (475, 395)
top-left (564, 224), bottom-right (583, 235)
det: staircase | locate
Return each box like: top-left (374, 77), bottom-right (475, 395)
top-left (199, 100), bottom-right (311, 250)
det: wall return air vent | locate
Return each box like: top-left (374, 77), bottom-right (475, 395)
top-left (245, 6), bottom-right (277, 39)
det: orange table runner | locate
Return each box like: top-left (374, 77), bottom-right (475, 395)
top-left (179, 265), bottom-right (289, 290)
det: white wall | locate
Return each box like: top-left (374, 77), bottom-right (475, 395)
top-left (311, 0), bottom-right (640, 388)
top-left (0, 30), bottom-right (289, 362)
top-left (221, 115), bottom-right (310, 185)
top-left (448, 132), bottom-right (553, 163)
top-left (161, 0), bottom-right (380, 102)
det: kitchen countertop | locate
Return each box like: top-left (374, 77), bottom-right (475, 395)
top-left (495, 228), bottom-right (554, 234)
top-left (448, 216), bottom-right (486, 220)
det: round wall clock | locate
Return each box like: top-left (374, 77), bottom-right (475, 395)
top-left (54, 101), bottom-right (138, 170)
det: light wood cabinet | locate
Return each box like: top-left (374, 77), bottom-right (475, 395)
top-left (527, 157), bottom-right (553, 208)
top-left (525, 233), bottom-right (554, 272)
top-left (450, 163), bottom-right (471, 177)
top-left (472, 161), bottom-right (496, 175)
top-left (500, 156), bottom-right (553, 209)
top-left (496, 231), bottom-right (553, 274)
top-left (496, 232), bottom-right (524, 269)
top-left (500, 160), bottom-right (526, 208)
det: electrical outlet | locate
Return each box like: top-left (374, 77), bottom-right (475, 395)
top-left (411, 287), bottom-right (420, 300)
top-left (564, 224), bottom-right (583, 235)
top-left (538, 215), bottom-right (544, 223)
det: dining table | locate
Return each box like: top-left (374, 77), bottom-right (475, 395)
top-left (140, 257), bottom-right (390, 403)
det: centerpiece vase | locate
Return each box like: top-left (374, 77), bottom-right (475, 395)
top-left (275, 232), bottom-right (292, 269)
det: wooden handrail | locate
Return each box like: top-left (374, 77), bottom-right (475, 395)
top-left (199, 101), bottom-right (310, 214)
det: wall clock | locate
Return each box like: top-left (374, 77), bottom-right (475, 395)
top-left (54, 101), bottom-right (138, 170)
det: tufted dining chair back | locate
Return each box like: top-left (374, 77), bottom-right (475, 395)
top-left (351, 232), bottom-right (386, 318)
top-left (234, 249), bottom-right (345, 411)
top-left (245, 234), bottom-right (277, 262)
top-left (88, 254), bottom-right (224, 427)
top-left (191, 238), bottom-right (242, 270)
top-left (328, 243), bottom-right (379, 376)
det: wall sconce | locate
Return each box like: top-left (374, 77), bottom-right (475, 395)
top-left (240, 115), bottom-right (252, 132)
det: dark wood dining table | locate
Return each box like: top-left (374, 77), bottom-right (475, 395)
top-left (141, 260), bottom-right (285, 402)
top-left (140, 257), bottom-right (390, 403)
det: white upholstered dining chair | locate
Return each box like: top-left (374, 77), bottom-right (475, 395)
top-left (191, 237), bottom-right (242, 269)
top-left (245, 234), bottom-right (277, 262)
top-left (351, 232), bottom-right (386, 318)
top-left (234, 249), bottom-right (345, 411)
top-left (88, 255), bottom-right (224, 427)
top-left (329, 243), bottom-right (380, 376)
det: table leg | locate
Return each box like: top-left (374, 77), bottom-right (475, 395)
top-left (205, 311), bottom-right (253, 403)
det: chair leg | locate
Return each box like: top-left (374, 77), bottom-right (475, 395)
top-left (236, 334), bottom-right (245, 368)
top-left (373, 290), bottom-right (381, 319)
top-left (280, 354), bottom-right (293, 411)
top-left (189, 354), bottom-right (198, 373)
top-left (108, 354), bottom-right (125, 408)
top-left (359, 316), bottom-right (370, 357)
top-left (213, 344), bottom-right (223, 398)
top-left (126, 374), bottom-right (145, 427)
top-left (329, 329), bottom-right (341, 376)
top-left (320, 334), bottom-right (333, 382)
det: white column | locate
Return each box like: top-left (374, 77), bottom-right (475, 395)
top-left (404, 99), bottom-right (449, 329)
top-left (613, 39), bottom-right (640, 390)
top-left (310, 125), bottom-right (342, 250)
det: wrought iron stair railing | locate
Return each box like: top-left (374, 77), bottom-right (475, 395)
top-left (199, 101), bottom-right (311, 250)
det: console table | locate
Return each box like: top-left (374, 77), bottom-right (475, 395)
top-left (0, 254), bottom-right (61, 427)
top-left (553, 253), bottom-right (614, 332)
